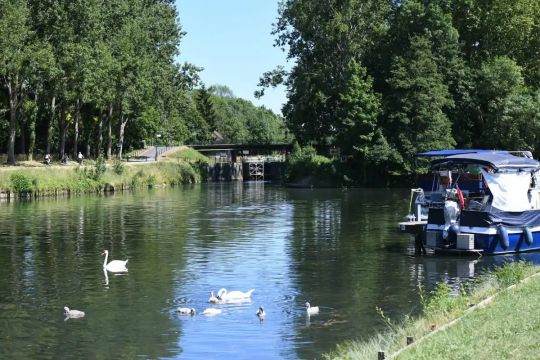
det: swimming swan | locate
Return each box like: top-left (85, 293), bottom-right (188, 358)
top-left (64, 306), bottom-right (85, 318)
top-left (102, 250), bottom-right (128, 272)
top-left (201, 308), bottom-right (222, 316)
top-left (217, 288), bottom-right (254, 301)
top-left (256, 306), bottom-right (266, 320)
top-left (177, 307), bottom-right (196, 316)
top-left (305, 302), bottom-right (319, 316)
top-left (208, 290), bottom-right (220, 304)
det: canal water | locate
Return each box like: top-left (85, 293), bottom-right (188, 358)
top-left (1, 183), bottom-right (539, 359)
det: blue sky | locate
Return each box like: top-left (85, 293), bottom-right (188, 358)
top-left (175, 1), bottom-right (289, 115)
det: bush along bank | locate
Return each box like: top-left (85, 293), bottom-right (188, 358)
top-left (0, 158), bottom-right (204, 200)
top-left (285, 145), bottom-right (353, 188)
top-left (325, 261), bottom-right (539, 360)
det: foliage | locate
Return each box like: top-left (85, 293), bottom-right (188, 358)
top-left (112, 158), bottom-right (125, 175)
top-left (195, 85), bottom-right (217, 132)
top-left (385, 34), bottom-right (455, 174)
top-left (421, 282), bottom-right (466, 317)
top-left (0, 160), bottom-right (205, 196)
top-left (259, 0), bottom-right (540, 180)
top-left (209, 88), bottom-right (290, 144)
top-left (92, 155), bottom-right (107, 180)
top-left (0, 0), bottom-right (202, 163)
top-left (286, 145), bottom-right (350, 186)
top-left (494, 260), bottom-right (529, 288)
top-left (10, 172), bottom-right (33, 193)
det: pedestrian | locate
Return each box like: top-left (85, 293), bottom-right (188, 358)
top-left (77, 152), bottom-right (84, 165)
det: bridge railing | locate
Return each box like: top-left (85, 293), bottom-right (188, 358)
top-left (242, 155), bottom-right (285, 163)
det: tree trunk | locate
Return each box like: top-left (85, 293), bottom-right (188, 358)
top-left (97, 110), bottom-right (104, 157)
top-left (46, 95), bottom-right (56, 154)
top-left (106, 104), bottom-right (113, 160)
top-left (6, 78), bottom-right (19, 165)
top-left (59, 108), bottom-right (67, 159)
top-left (73, 97), bottom-right (80, 157)
top-left (19, 119), bottom-right (26, 157)
top-left (28, 92), bottom-right (38, 161)
top-left (118, 115), bottom-right (128, 159)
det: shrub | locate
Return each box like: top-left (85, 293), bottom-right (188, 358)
top-left (10, 173), bottom-right (33, 193)
top-left (178, 162), bottom-right (199, 183)
top-left (495, 260), bottom-right (529, 288)
top-left (112, 159), bottom-right (125, 175)
top-left (285, 145), bottom-right (346, 186)
top-left (93, 155), bottom-right (107, 180)
top-left (146, 175), bottom-right (156, 188)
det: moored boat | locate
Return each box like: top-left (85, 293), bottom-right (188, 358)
top-left (399, 150), bottom-right (540, 255)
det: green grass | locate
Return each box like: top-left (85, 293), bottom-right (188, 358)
top-left (0, 160), bottom-right (203, 196)
top-left (399, 268), bottom-right (540, 359)
top-left (168, 147), bottom-right (209, 164)
top-left (325, 261), bottom-right (539, 360)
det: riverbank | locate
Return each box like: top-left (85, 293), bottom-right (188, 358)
top-left (326, 261), bottom-right (540, 359)
top-left (0, 157), bottom-right (205, 199)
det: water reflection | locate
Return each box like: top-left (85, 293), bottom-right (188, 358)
top-left (1, 185), bottom-right (540, 359)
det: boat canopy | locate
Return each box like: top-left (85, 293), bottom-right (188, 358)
top-left (429, 152), bottom-right (540, 171)
top-left (416, 149), bottom-right (497, 157)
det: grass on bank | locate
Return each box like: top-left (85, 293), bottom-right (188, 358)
top-left (168, 147), bottom-right (209, 164)
top-left (325, 261), bottom-right (539, 360)
top-left (0, 159), bottom-right (203, 195)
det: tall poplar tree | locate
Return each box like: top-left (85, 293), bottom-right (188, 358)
top-left (385, 35), bottom-right (455, 173)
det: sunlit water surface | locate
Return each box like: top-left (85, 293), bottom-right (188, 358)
top-left (1, 183), bottom-right (539, 359)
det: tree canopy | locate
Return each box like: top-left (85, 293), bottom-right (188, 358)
top-left (259, 0), bottom-right (540, 177)
top-left (0, 0), bottom-right (287, 164)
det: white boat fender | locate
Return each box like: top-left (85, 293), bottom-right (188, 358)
top-left (523, 227), bottom-right (534, 246)
top-left (497, 225), bottom-right (509, 250)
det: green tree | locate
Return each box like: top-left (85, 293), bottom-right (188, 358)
top-left (0, 0), bottom-right (33, 164)
top-left (258, 0), bottom-right (390, 145)
top-left (195, 85), bottom-right (217, 133)
top-left (385, 35), bottom-right (455, 173)
top-left (473, 56), bottom-right (540, 152)
top-left (451, 0), bottom-right (540, 86)
top-left (336, 60), bottom-right (382, 182)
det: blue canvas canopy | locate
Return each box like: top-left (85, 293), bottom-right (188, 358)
top-left (429, 152), bottom-right (540, 170)
top-left (416, 149), bottom-right (501, 157)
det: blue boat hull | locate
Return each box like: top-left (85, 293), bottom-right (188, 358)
top-left (427, 229), bottom-right (540, 254)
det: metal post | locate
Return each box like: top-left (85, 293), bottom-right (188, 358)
top-left (407, 336), bottom-right (414, 345)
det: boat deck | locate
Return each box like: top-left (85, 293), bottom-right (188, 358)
top-left (398, 221), bottom-right (426, 234)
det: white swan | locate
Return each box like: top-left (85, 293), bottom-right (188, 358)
top-left (102, 250), bottom-right (128, 272)
top-left (217, 288), bottom-right (254, 301)
top-left (64, 306), bottom-right (85, 318)
top-left (305, 302), bottom-right (319, 316)
top-left (256, 306), bottom-right (266, 320)
top-left (201, 308), bottom-right (222, 316)
top-left (177, 307), bottom-right (196, 316)
top-left (208, 290), bottom-right (220, 304)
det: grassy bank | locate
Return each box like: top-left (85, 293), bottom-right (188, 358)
top-left (0, 158), bottom-right (205, 198)
top-left (326, 261), bottom-right (540, 359)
